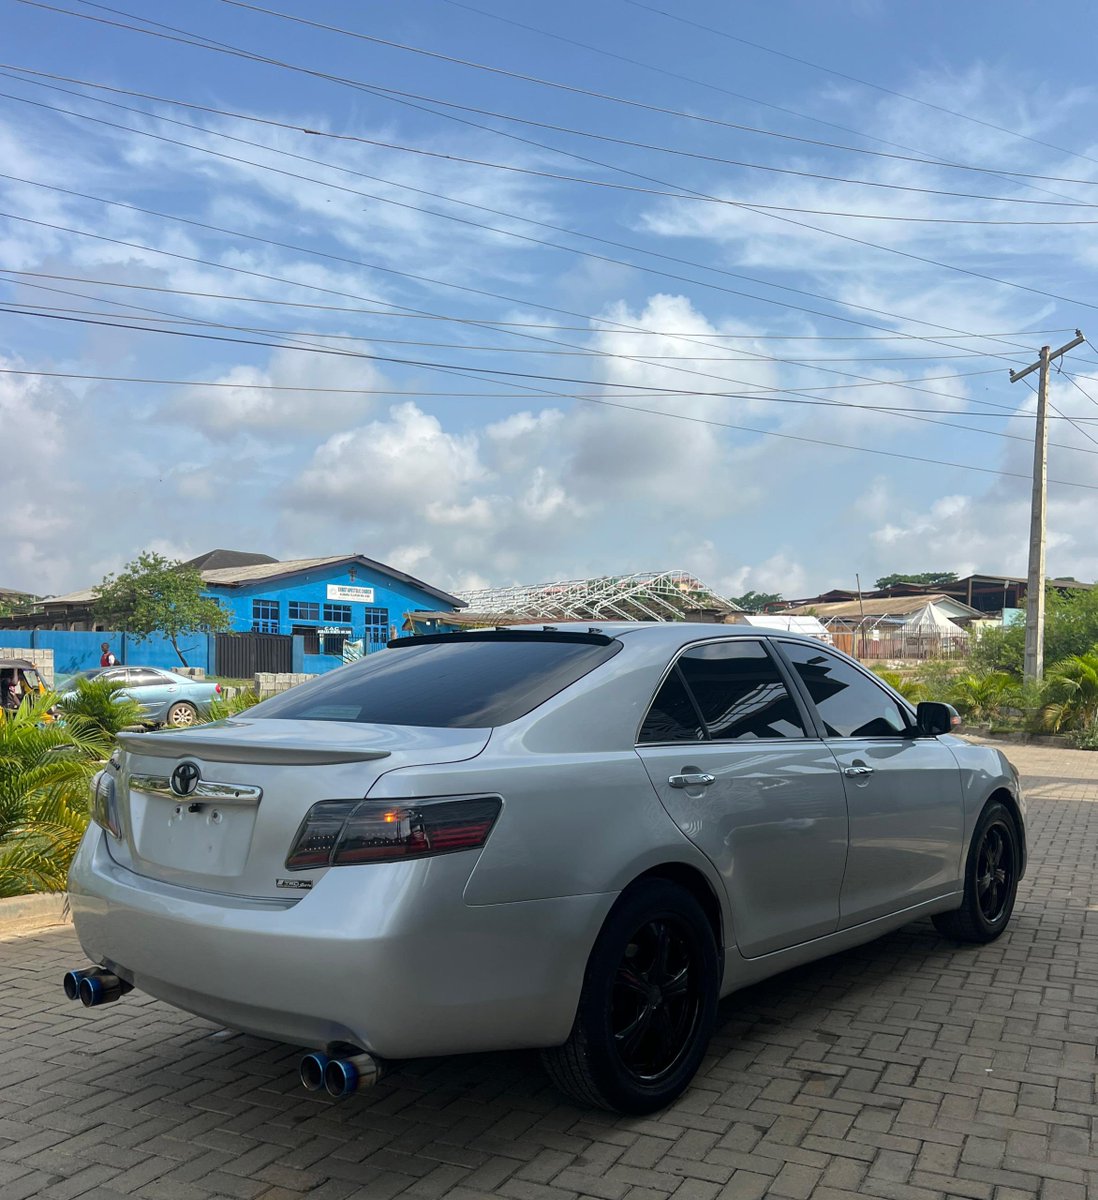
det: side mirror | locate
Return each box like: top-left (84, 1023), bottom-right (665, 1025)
top-left (916, 701), bottom-right (961, 737)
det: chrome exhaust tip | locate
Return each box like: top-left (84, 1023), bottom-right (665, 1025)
top-left (62, 968), bottom-right (97, 1001)
top-left (299, 1052), bottom-right (329, 1092)
top-left (323, 1052), bottom-right (383, 1097)
top-left (75, 968), bottom-right (129, 1007)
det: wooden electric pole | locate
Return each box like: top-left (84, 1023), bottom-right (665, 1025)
top-left (1009, 329), bottom-right (1085, 682)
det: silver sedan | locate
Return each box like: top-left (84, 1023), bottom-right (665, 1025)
top-left (66, 624), bottom-right (1025, 1113)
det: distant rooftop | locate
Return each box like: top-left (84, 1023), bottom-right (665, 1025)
top-left (184, 549), bottom-right (278, 571)
top-left (35, 553), bottom-right (465, 611)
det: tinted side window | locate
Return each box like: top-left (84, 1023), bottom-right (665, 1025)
top-left (678, 641), bottom-right (806, 740)
top-left (638, 668), bottom-right (705, 743)
top-left (781, 642), bottom-right (908, 738)
top-left (253, 635), bottom-right (621, 728)
top-left (127, 669), bottom-right (163, 687)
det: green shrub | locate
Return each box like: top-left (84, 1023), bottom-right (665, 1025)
top-left (0, 694), bottom-right (107, 896)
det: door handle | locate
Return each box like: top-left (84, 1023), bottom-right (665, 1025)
top-left (844, 765), bottom-right (874, 778)
top-left (668, 772), bottom-right (715, 788)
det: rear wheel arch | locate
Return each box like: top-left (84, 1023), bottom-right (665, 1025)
top-left (627, 862), bottom-right (726, 960)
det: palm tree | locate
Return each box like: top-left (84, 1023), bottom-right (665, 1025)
top-left (871, 668), bottom-right (927, 704)
top-left (0, 694), bottom-right (110, 896)
top-left (56, 675), bottom-right (145, 739)
top-left (947, 672), bottom-right (1016, 723)
top-left (1041, 652), bottom-right (1098, 733)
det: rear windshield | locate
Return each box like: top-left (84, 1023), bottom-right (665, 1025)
top-left (251, 635), bottom-right (622, 728)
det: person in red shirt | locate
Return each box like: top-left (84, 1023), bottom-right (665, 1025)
top-left (99, 642), bottom-right (117, 667)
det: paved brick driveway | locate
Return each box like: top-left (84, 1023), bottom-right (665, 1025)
top-left (3, 744), bottom-right (1098, 1200)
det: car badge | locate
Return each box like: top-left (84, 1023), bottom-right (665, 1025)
top-left (170, 762), bottom-right (202, 797)
top-left (276, 878), bottom-right (313, 890)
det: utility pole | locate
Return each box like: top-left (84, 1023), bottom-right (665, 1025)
top-left (1009, 329), bottom-right (1085, 682)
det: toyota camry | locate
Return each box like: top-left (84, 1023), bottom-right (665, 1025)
top-left (65, 624), bottom-right (1025, 1113)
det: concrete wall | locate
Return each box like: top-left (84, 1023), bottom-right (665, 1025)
top-left (0, 630), bottom-right (213, 676)
top-left (254, 672), bottom-right (317, 696)
top-left (0, 647), bottom-right (55, 687)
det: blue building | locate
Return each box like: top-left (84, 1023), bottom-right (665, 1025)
top-left (194, 552), bottom-right (464, 668)
top-left (2, 550), bottom-right (465, 675)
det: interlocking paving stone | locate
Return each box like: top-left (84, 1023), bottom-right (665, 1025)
top-left (4, 742), bottom-right (1098, 1199)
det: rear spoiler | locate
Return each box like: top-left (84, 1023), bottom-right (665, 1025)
top-left (118, 726), bottom-right (392, 766)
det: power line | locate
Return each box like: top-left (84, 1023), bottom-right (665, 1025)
top-left (8, 300), bottom-right (1097, 458)
top-left (7, 362), bottom-right (1096, 422)
top-left (5, 316), bottom-right (1095, 491)
top-left (0, 301), bottom-right (1035, 364)
top-left (0, 179), bottom-right (1048, 414)
top-left (437, 0), bottom-right (1095, 213)
top-left (1, 207), bottom-right (1013, 400)
top-left (2, 271), bottom-right (1068, 342)
top-left (23, 0), bottom-right (1098, 189)
top-left (9, 61), bottom-right (1098, 212)
top-left (21, 0), bottom-right (1098, 329)
top-left (622, 0), bottom-right (1098, 173)
top-left (214, 0), bottom-right (1098, 191)
top-left (0, 78), bottom-right (1062, 372)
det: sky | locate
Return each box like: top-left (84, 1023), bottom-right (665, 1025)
top-left (4, 0), bottom-right (1098, 601)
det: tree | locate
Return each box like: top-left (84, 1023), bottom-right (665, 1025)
top-left (874, 571), bottom-right (958, 590)
top-left (731, 590), bottom-right (783, 613)
top-left (92, 551), bottom-right (231, 666)
top-left (972, 587), bottom-right (1098, 677)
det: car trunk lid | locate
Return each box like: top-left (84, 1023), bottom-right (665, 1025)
top-left (108, 718), bottom-right (490, 898)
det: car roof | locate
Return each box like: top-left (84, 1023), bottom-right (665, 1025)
top-left (502, 620), bottom-right (823, 650)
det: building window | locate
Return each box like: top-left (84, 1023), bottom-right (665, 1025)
top-left (288, 601), bottom-right (320, 621)
top-left (364, 606), bottom-right (390, 646)
top-left (292, 624), bottom-right (320, 654)
top-left (323, 603), bottom-right (352, 624)
top-left (252, 599), bottom-right (280, 633)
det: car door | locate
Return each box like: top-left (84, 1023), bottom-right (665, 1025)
top-left (125, 668), bottom-right (171, 719)
top-left (635, 638), bottom-right (849, 958)
top-left (776, 640), bottom-right (965, 928)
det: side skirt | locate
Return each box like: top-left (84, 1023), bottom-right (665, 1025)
top-left (719, 891), bottom-right (963, 997)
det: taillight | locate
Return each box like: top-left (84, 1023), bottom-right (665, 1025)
top-left (285, 796), bottom-right (501, 870)
top-left (215, 683), bottom-right (222, 694)
top-left (90, 770), bottom-right (122, 839)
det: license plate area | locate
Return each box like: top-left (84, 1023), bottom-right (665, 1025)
top-left (129, 791), bottom-right (258, 876)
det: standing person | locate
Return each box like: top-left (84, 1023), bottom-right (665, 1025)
top-left (100, 642), bottom-right (118, 667)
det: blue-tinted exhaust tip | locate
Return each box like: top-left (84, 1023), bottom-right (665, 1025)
top-left (299, 1052), bottom-right (329, 1092)
top-left (63, 968), bottom-right (95, 1000)
top-left (322, 1052), bottom-right (382, 1097)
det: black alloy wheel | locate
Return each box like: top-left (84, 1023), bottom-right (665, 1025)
top-left (612, 917), bottom-right (701, 1083)
top-left (975, 819), bottom-right (1014, 925)
top-left (933, 800), bottom-right (1020, 943)
top-left (542, 879), bottom-right (720, 1113)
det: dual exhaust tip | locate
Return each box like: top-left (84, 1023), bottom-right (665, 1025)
top-left (299, 1050), bottom-right (383, 1098)
top-left (64, 967), bottom-right (380, 1097)
top-left (62, 967), bottom-right (132, 1007)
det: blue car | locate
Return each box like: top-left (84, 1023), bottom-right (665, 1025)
top-left (60, 666), bottom-right (221, 727)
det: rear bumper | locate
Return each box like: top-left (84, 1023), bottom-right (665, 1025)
top-left (68, 827), bottom-right (614, 1058)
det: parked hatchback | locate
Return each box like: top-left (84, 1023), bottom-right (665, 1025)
top-left (66, 625), bottom-right (1025, 1113)
top-left (59, 666), bottom-right (220, 727)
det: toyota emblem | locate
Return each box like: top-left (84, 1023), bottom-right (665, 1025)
top-left (170, 762), bottom-right (201, 797)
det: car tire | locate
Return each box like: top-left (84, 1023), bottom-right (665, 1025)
top-left (165, 701), bottom-right (199, 728)
top-left (541, 879), bottom-right (719, 1114)
top-left (932, 800), bottom-right (1020, 943)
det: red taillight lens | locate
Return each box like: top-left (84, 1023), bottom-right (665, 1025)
top-left (215, 683), bottom-right (222, 694)
top-left (285, 796), bottom-right (501, 870)
top-left (90, 770), bottom-right (122, 839)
